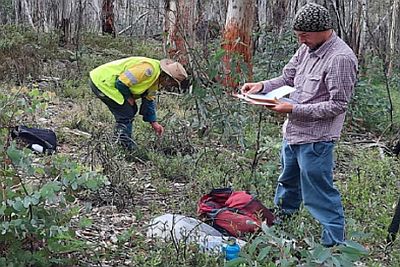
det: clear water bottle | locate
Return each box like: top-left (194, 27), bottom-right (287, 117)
top-left (223, 237), bottom-right (240, 261)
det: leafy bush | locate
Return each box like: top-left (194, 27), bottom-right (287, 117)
top-left (349, 80), bottom-right (393, 133)
top-left (224, 223), bottom-right (367, 267)
top-left (0, 86), bottom-right (108, 266)
top-left (349, 54), bottom-right (400, 134)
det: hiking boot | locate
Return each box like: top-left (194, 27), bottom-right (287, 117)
top-left (121, 139), bottom-right (137, 151)
top-left (113, 123), bottom-right (137, 151)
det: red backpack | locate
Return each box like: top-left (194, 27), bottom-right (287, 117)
top-left (197, 188), bottom-right (275, 237)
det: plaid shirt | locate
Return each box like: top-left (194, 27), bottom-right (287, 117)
top-left (261, 32), bottom-right (358, 144)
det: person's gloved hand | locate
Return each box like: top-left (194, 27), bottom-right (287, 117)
top-left (241, 82), bottom-right (263, 95)
top-left (150, 122), bottom-right (164, 136)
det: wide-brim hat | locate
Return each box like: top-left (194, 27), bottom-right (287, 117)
top-left (160, 59), bottom-right (188, 86)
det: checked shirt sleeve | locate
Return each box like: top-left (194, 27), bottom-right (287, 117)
top-left (292, 54), bottom-right (357, 119)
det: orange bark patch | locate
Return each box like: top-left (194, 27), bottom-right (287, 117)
top-left (221, 22), bottom-right (253, 89)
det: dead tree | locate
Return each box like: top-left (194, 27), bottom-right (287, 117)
top-left (163, 0), bottom-right (195, 65)
top-left (101, 0), bottom-right (116, 37)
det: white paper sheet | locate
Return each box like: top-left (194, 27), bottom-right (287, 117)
top-left (247, 86), bottom-right (296, 101)
top-left (234, 94), bottom-right (276, 106)
top-left (233, 85), bottom-right (296, 106)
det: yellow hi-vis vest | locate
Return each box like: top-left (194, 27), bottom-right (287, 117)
top-left (89, 57), bottom-right (161, 105)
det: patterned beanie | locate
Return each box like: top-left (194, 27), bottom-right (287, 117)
top-left (293, 3), bottom-right (332, 32)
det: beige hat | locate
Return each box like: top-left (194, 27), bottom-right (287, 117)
top-left (160, 59), bottom-right (188, 85)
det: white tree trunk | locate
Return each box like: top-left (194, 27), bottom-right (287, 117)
top-left (21, 0), bottom-right (35, 30)
top-left (387, 0), bottom-right (399, 76)
top-left (14, 0), bottom-right (20, 24)
top-left (164, 0), bottom-right (177, 57)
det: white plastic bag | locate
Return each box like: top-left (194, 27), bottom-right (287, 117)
top-left (146, 213), bottom-right (246, 252)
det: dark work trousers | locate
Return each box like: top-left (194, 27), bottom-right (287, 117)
top-left (89, 79), bottom-right (137, 149)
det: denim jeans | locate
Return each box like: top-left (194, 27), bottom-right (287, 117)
top-left (274, 140), bottom-right (345, 246)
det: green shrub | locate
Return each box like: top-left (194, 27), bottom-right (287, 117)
top-left (0, 86), bottom-right (108, 265)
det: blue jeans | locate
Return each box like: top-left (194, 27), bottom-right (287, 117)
top-left (274, 140), bottom-right (345, 246)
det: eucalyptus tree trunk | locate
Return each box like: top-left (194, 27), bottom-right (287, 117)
top-left (349, 0), bottom-right (361, 52)
top-left (329, 0), bottom-right (349, 42)
top-left (213, 0), bottom-right (228, 30)
top-left (357, 0), bottom-right (368, 70)
top-left (20, 0), bottom-right (35, 30)
top-left (257, 0), bottom-right (267, 30)
top-left (387, 0), bottom-right (399, 77)
top-left (36, 0), bottom-right (49, 32)
top-left (163, 0), bottom-right (194, 65)
top-left (176, 0), bottom-right (195, 65)
top-left (254, 0), bottom-right (267, 52)
top-left (101, 0), bottom-right (115, 37)
top-left (222, 0), bottom-right (255, 88)
top-left (119, 0), bottom-right (130, 29)
top-left (87, 0), bottom-right (102, 33)
top-left (59, 0), bottom-right (73, 45)
top-left (271, 0), bottom-right (289, 35)
top-left (164, 0), bottom-right (179, 59)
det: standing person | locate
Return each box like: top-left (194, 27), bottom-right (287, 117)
top-left (241, 3), bottom-right (358, 247)
top-left (89, 57), bottom-right (188, 150)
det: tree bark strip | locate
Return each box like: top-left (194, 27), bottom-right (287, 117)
top-left (101, 0), bottom-right (115, 37)
top-left (222, 0), bottom-right (255, 88)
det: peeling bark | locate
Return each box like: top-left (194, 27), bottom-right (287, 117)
top-left (101, 0), bottom-right (115, 37)
top-left (222, 0), bottom-right (255, 88)
top-left (164, 0), bottom-right (194, 65)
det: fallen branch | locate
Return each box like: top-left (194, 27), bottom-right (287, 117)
top-left (118, 11), bottom-right (150, 35)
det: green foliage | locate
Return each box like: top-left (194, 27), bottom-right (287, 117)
top-left (81, 34), bottom-right (163, 59)
top-left (0, 86), bottom-right (108, 265)
top-left (152, 154), bottom-right (192, 182)
top-left (228, 223), bottom-right (367, 267)
top-left (59, 79), bottom-right (88, 99)
top-left (1, 28), bottom-right (400, 266)
top-left (0, 0), bottom-right (13, 18)
top-left (349, 80), bottom-right (392, 132)
top-left (341, 149), bottom-right (400, 238)
top-left (0, 25), bottom-right (27, 51)
top-left (349, 54), bottom-right (400, 134)
top-left (0, 86), bottom-right (51, 129)
top-left (253, 30), bottom-right (298, 80)
top-left (128, 240), bottom-right (222, 267)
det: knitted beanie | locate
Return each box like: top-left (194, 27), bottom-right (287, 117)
top-left (293, 3), bottom-right (332, 32)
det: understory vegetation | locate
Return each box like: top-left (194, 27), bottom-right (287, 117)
top-left (1, 25), bottom-right (400, 266)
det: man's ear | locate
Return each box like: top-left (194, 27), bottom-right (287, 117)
top-left (159, 71), bottom-right (168, 81)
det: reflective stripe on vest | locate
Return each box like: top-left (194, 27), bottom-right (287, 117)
top-left (89, 57), bottom-right (161, 105)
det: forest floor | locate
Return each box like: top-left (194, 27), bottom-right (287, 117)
top-left (43, 98), bottom-right (188, 266)
top-left (40, 86), bottom-right (399, 267)
top-left (2, 31), bottom-right (400, 266)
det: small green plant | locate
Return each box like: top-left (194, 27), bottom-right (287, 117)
top-left (0, 86), bottom-right (109, 265)
top-left (228, 223), bottom-right (368, 267)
